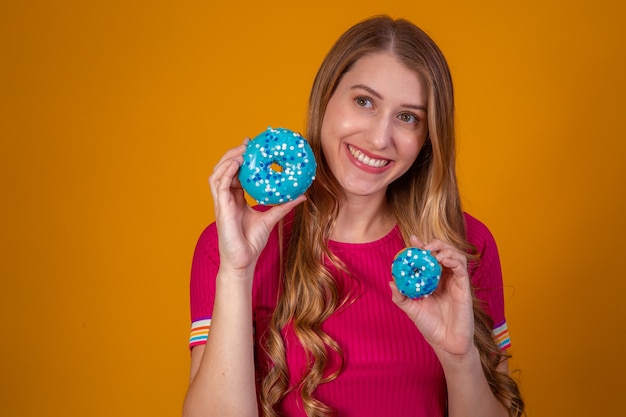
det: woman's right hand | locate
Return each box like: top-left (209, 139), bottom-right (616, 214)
top-left (208, 138), bottom-right (306, 275)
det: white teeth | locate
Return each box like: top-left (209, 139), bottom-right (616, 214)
top-left (348, 145), bottom-right (389, 168)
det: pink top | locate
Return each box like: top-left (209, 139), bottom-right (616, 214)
top-left (189, 209), bottom-right (510, 417)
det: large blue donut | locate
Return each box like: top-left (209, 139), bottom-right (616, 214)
top-left (392, 247), bottom-right (442, 299)
top-left (239, 127), bottom-right (317, 205)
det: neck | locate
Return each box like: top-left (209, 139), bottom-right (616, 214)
top-left (331, 194), bottom-right (396, 243)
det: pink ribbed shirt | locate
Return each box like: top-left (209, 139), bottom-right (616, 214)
top-left (189, 209), bottom-right (510, 416)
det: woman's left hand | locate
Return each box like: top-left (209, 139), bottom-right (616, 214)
top-left (390, 235), bottom-right (475, 359)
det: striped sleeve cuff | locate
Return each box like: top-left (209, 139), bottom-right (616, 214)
top-left (494, 321), bottom-right (511, 350)
top-left (189, 318), bottom-right (211, 348)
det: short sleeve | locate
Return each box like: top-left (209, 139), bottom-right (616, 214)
top-left (464, 213), bottom-right (511, 350)
top-left (188, 222), bottom-right (220, 349)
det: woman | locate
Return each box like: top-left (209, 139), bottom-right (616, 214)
top-left (183, 15), bottom-right (524, 417)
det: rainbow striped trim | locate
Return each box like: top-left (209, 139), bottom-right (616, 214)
top-left (189, 318), bottom-right (211, 348)
top-left (494, 321), bottom-right (511, 350)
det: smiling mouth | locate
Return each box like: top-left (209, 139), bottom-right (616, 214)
top-left (347, 144), bottom-right (390, 168)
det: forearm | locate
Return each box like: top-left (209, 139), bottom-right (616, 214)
top-left (183, 269), bottom-right (258, 417)
top-left (439, 346), bottom-right (508, 417)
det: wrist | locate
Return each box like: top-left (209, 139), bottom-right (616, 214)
top-left (435, 344), bottom-right (481, 371)
top-left (216, 265), bottom-right (256, 286)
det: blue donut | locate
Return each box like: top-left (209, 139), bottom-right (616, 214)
top-left (239, 127), bottom-right (317, 205)
top-left (392, 247), bottom-right (442, 299)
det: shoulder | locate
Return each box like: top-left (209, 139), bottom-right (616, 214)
top-left (193, 222), bottom-right (218, 264)
top-left (463, 212), bottom-right (503, 286)
top-left (463, 213), bottom-right (508, 332)
top-left (463, 212), bottom-right (498, 255)
top-left (194, 205), bottom-right (296, 267)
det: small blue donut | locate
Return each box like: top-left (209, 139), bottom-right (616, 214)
top-left (239, 127), bottom-right (317, 205)
top-left (392, 247), bottom-right (442, 299)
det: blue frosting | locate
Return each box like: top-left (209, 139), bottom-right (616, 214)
top-left (392, 247), bottom-right (442, 299)
top-left (239, 127), bottom-right (317, 205)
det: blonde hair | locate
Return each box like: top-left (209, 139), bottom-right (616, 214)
top-left (260, 15), bottom-right (524, 417)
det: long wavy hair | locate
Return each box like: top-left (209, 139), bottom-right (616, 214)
top-left (260, 15), bottom-right (524, 417)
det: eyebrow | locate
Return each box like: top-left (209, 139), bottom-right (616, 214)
top-left (350, 84), bottom-right (427, 112)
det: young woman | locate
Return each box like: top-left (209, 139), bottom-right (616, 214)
top-left (183, 15), bottom-right (524, 417)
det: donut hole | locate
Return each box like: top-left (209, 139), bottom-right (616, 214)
top-left (270, 162), bottom-right (283, 173)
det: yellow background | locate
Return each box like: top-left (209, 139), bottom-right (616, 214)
top-left (1, 0), bottom-right (624, 416)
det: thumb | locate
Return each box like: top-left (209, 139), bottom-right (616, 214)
top-left (409, 234), bottom-right (425, 248)
top-left (262, 195), bottom-right (307, 227)
top-left (390, 281), bottom-right (419, 312)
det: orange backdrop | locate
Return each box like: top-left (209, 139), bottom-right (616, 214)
top-left (1, 1), bottom-right (625, 416)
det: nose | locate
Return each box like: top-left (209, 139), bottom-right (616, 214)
top-left (366, 117), bottom-right (393, 150)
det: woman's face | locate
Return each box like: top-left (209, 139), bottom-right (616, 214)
top-left (320, 52), bottom-right (429, 201)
